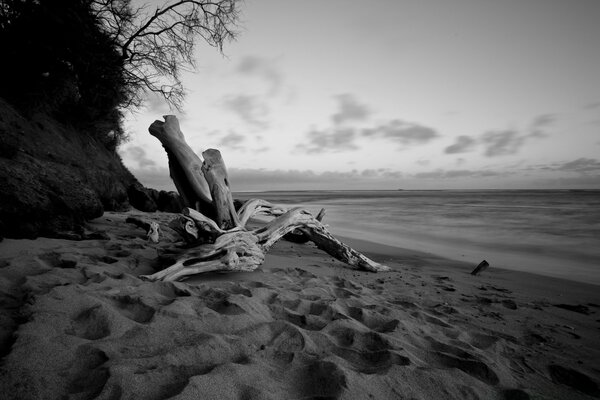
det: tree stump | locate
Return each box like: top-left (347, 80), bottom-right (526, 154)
top-left (139, 116), bottom-right (390, 281)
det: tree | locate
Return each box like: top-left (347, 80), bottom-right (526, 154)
top-left (91, 0), bottom-right (240, 110)
top-left (0, 0), bottom-right (241, 146)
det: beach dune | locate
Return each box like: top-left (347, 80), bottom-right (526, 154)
top-left (0, 210), bottom-right (599, 399)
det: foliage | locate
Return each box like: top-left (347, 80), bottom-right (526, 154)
top-left (0, 0), bottom-right (240, 149)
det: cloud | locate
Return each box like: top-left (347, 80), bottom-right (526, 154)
top-left (219, 131), bottom-right (246, 151)
top-left (481, 130), bottom-right (527, 157)
top-left (553, 158), bottom-right (600, 173)
top-left (413, 168), bottom-right (506, 179)
top-left (444, 135), bottom-right (477, 154)
top-left (331, 94), bottom-right (370, 125)
top-left (236, 55), bottom-right (282, 95)
top-left (361, 119), bottom-right (440, 145)
top-left (296, 115), bottom-right (439, 153)
top-left (529, 113), bottom-right (556, 137)
top-left (296, 127), bottom-right (358, 153)
top-left (124, 146), bottom-right (156, 168)
top-left (476, 114), bottom-right (553, 157)
top-left (222, 94), bottom-right (269, 129)
top-left (227, 168), bottom-right (403, 191)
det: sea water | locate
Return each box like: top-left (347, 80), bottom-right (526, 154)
top-left (234, 190), bottom-right (600, 285)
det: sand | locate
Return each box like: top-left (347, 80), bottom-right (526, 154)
top-left (0, 210), bottom-right (599, 400)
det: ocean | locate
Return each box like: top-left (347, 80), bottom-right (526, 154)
top-left (234, 190), bottom-right (600, 285)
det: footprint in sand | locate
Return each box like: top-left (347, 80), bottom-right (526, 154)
top-left (199, 288), bottom-right (247, 316)
top-left (333, 287), bottom-right (355, 299)
top-left (67, 345), bottom-right (109, 399)
top-left (389, 298), bottom-right (419, 310)
top-left (548, 364), bottom-right (600, 397)
top-left (294, 360), bottom-right (348, 399)
top-left (107, 294), bottom-right (156, 323)
top-left (326, 323), bottom-right (411, 374)
top-left (38, 252), bottom-right (79, 269)
top-left (347, 306), bottom-right (400, 333)
top-left (501, 388), bottom-right (531, 400)
top-left (425, 336), bottom-right (499, 385)
top-left (262, 320), bottom-right (307, 364)
top-left (268, 292), bottom-right (345, 331)
top-left (67, 304), bottom-right (111, 340)
top-left (468, 332), bottom-right (501, 350)
top-left (410, 310), bottom-right (452, 329)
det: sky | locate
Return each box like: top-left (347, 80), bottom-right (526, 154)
top-left (119, 0), bottom-right (600, 192)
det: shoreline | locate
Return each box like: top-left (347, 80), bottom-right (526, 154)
top-left (335, 231), bottom-right (600, 288)
top-left (336, 234), bottom-right (600, 299)
top-left (234, 190), bottom-right (600, 287)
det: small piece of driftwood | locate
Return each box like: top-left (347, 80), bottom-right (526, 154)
top-left (138, 115), bottom-right (390, 282)
top-left (126, 216), bottom-right (160, 243)
top-left (470, 260), bottom-right (490, 276)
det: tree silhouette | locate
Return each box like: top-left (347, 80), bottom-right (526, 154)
top-left (92, 0), bottom-right (240, 109)
top-left (0, 0), bottom-right (241, 146)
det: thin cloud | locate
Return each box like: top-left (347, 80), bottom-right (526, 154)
top-left (296, 127), bottom-right (358, 154)
top-left (227, 167), bottom-right (403, 190)
top-left (529, 113), bottom-right (556, 137)
top-left (413, 168), bottom-right (505, 179)
top-left (255, 146), bottom-right (270, 153)
top-left (297, 117), bottom-right (439, 153)
top-left (478, 114), bottom-right (552, 157)
top-left (584, 102), bottom-right (600, 110)
top-left (362, 119), bottom-right (440, 146)
top-left (555, 158), bottom-right (600, 173)
top-left (222, 94), bottom-right (269, 129)
top-left (219, 131), bottom-right (246, 151)
top-left (331, 94), bottom-right (370, 125)
top-left (444, 135), bottom-right (477, 154)
top-left (481, 130), bottom-right (527, 157)
top-left (236, 55), bottom-right (282, 95)
top-left (125, 145), bottom-right (156, 168)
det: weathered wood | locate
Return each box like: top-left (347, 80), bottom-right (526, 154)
top-left (125, 216), bottom-right (161, 243)
top-left (201, 149), bottom-right (240, 230)
top-left (255, 208), bottom-right (389, 272)
top-left (141, 206), bottom-right (389, 281)
top-left (237, 199), bottom-right (286, 226)
top-left (471, 260), bottom-right (489, 275)
top-left (148, 116), bottom-right (212, 207)
top-left (141, 231), bottom-right (264, 281)
top-left (141, 116), bottom-right (391, 281)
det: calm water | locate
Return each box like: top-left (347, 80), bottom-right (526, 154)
top-left (235, 190), bottom-right (600, 285)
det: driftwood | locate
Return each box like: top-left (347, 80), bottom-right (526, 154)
top-left (139, 115), bottom-right (389, 282)
top-left (126, 216), bottom-right (161, 243)
top-left (470, 260), bottom-right (490, 276)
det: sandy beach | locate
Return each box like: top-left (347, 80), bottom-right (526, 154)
top-left (1, 210), bottom-right (599, 400)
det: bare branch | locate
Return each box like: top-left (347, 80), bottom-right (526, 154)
top-left (90, 0), bottom-right (241, 110)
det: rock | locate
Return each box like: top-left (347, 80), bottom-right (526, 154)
top-left (157, 190), bottom-right (184, 212)
top-left (127, 184), bottom-right (183, 213)
top-left (127, 182), bottom-right (158, 212)
top-left (0, 97), bottom-right (136, 239)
